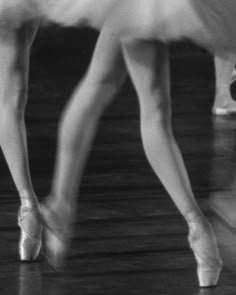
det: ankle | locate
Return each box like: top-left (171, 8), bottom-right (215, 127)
top-left (46, 192), bottom-right (74, 212)
top-left (21, 199), bottom-right (39, 209)
top-left (44, 194), bottom-right (76, 226)
top-left (186, 213), bottom-right (211, 236)
top-left (20, 191), bottom-right (39, 209)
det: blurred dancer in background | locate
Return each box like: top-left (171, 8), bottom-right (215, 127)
top-left (213, 53), bottom-right (236, 115)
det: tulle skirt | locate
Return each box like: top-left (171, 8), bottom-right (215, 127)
top-left (0, 0), bottom-right (39, 27)
top-left (1, 0), bottom-right (236, 53)
top-left (0, 0), bottom-right (115, 28)
top-left (104, 0), bottom-right (236, 53)
top-left (37, 0), bottom-right (236, 53)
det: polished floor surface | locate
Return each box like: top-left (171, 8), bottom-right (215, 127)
top-left (0, 49), bottom-right (236, 295)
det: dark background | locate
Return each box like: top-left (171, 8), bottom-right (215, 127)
top-left (32, 26), bottom-right (208, 58)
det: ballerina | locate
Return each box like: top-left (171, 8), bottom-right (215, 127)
top-left (213, 53), bottom-right (236, 115)
top-left (30, 0), bottom-right (234, 287)
top-left (0, 0), bottom-right (231, 271)
top-left (1, 0), bottom-right (235, 269)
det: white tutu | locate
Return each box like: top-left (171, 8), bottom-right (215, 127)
top-left (35, 0), bottom-right (236, 53)
top-left (104, 0), bottom-right (236, 53)
top-left (0, 0), bottom-right (40, 28)
top-left (1, 0), bottom-right (236, 53)
top-left (35, 0), bottom-right (116, 28)
top-left (37, 0), bottom-right (236, 52)
top-left (0, 0), bottom-right (116, 28)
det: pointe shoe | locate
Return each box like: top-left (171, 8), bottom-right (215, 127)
top-left (212, 107), bottom-right (231, 115)
top-left (18, 206), bottom-right (42, 261)
top-left (212, 106), bottom-right (236, 115)
top-left (40, 204), bottom-right (72, 270)
top-left (188, 226), bottom-right (223, 287)
top-left (212, 101), bottom-right (236, 115)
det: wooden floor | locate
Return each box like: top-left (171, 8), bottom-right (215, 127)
top-left (0, 50), bottom-right (236, 295)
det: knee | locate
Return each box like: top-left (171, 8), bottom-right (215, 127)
top-left (0, 87), bottom-right (27, 120)
top-left (79, 77), bottom-right (122, 112)
top-left (0, 72), bottom-right (28, 117)
top-left (140, 100), bottom-right (173, 142)
top-left (142, 110), bottom-right (171, 135)
top-left (141, 94), bottom-right (171, 125)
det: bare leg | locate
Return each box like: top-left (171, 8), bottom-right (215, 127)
top-left (41, 28), bottom-right (127, 268)
top-left (0, 22), bottom-right (39, 207)
top-left (121, 39), bottom-right (222, 286)
top-left (41, 27), bottom-right (127, 268)
top-left (50, 29), bottom-right (127, 207)
top-left (121, 39), bottom-right (205, 226)
top-left (0, 22), bottom-right (42, 261)
top-left (213, 52), bottom-right (236, 115)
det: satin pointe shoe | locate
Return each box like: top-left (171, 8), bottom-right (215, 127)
top-left (212, 95), bottom-right (236, 115)
top-left (40, 204), bottom-right (72, 271)
top-left (188, 226), bottom-right (223, 287)
top-left (212, 107), bottom-right (231, 115)
top-left (18, 206), bottom-right (42, 261)
top-left (212, 106), bottom-right (236, 115)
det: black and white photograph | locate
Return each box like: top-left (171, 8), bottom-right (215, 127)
top-left (0, 1), bottom-right (236, 294)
